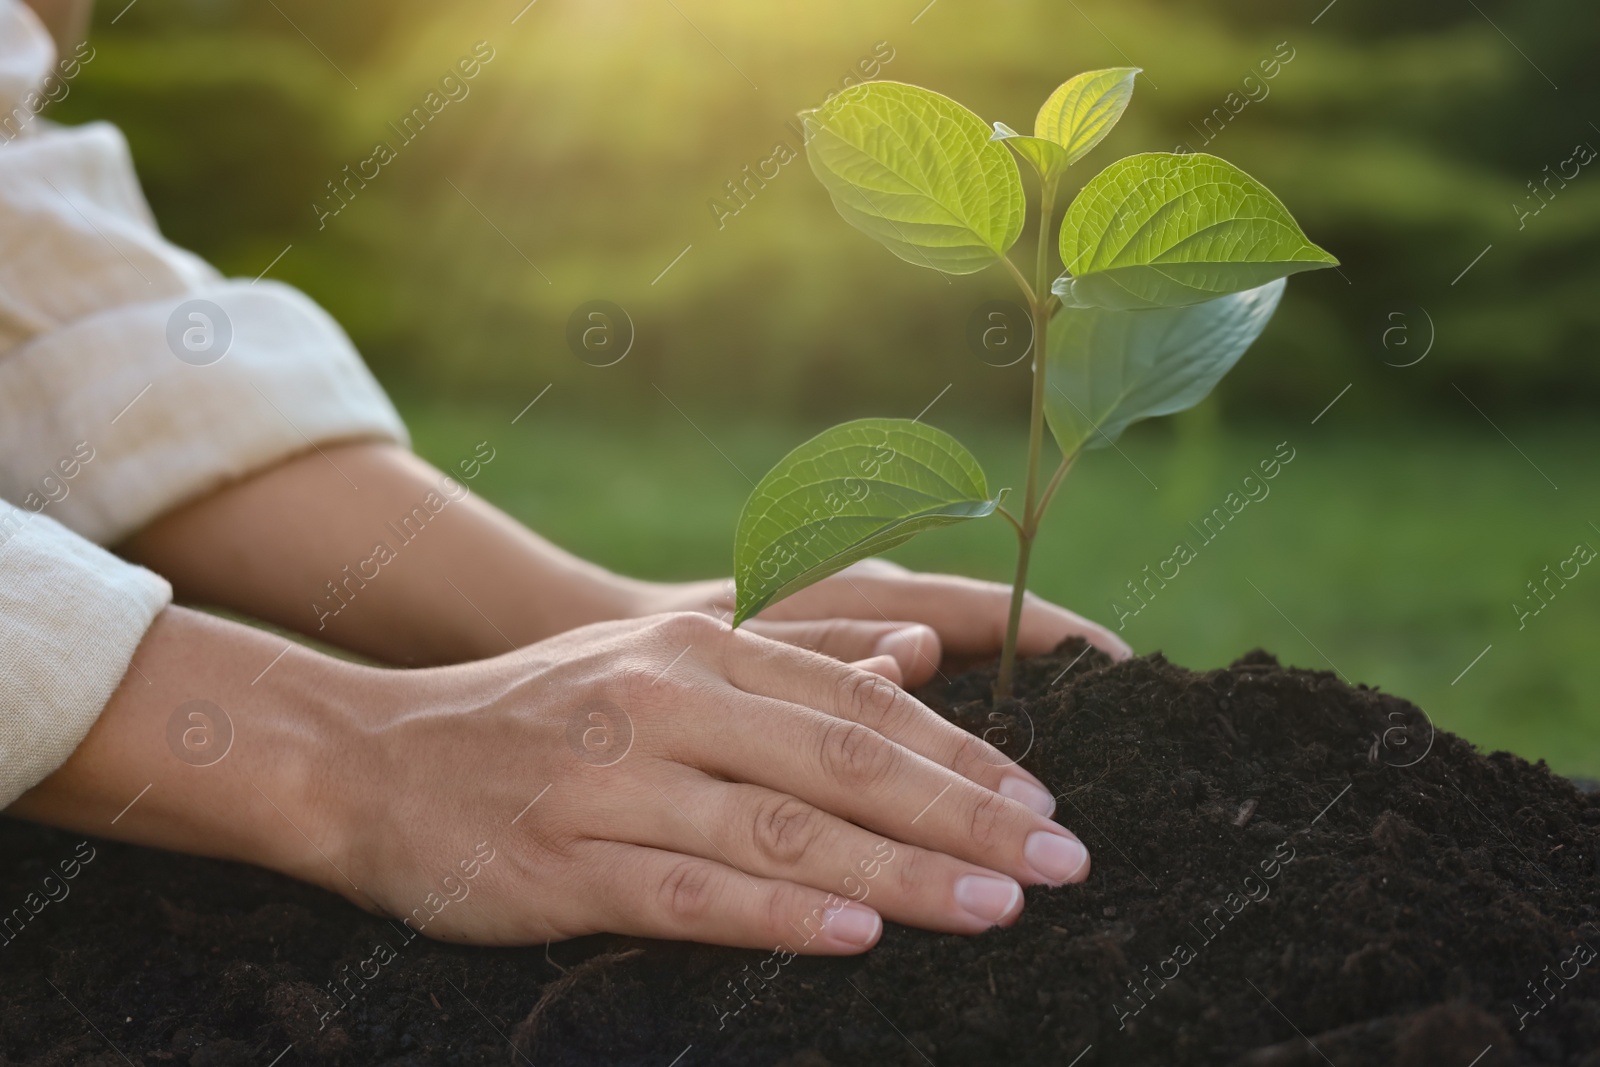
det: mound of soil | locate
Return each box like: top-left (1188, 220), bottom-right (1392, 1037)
top-left (3, 642), bottom-right (1598, 1066)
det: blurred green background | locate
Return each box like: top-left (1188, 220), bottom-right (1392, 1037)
top-left (52, 0), bottom-right (1600, 772)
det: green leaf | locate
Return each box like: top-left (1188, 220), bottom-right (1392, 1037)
top-left (990, 121), bottom-right (1070, 183)
top-left (1054, 153), bottom-right (1338, 310)
top-left (802, 82), bottom-right (1025, 275)
top-left (734, 419), bottom-right (998, 624)
top-left (1034, 67), bottom-right (1141, 165)
top-left (1044, 279), bottom-right (1285, 456)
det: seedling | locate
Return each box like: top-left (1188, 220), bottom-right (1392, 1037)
top-left (732, 70), bottom-right (1336, 699)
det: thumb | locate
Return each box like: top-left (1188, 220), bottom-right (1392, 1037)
top-left (740, 619), bottom-right (943, 688)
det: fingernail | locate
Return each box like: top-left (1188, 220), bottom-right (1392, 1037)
top-left (954, 873), bottom-right (1022, 925)
top-left (1025, 831), bottom-right (1089, 884)
top-left (999, 776), bottom-right (1056, 818)
top-left (823, 901), bottom-right (882, 947)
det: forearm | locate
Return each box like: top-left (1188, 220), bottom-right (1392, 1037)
top-left (7, 607), bottom-right (365, 896)
top-left (119, 443), bottom-right (651, 666)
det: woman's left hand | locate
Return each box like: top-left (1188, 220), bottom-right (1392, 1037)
top-left (646, 558), bottom-right (1131, 688)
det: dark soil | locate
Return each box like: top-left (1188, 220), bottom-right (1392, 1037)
top-left (4, 642), bottom-right (1599, 1066)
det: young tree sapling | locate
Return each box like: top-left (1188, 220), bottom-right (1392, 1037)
top-left (731, 70), bottom-right (1336, 699)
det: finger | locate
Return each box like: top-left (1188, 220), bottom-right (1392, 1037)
top-left (723, 628), bottom-right (1058, 817)
top-left (768, 569), bottom-right (1132, 662)
top-left (698, 695), bottom-right (1090, 888)
top-left (1013, 588), bottom-right (1131, 661)
top-left (691, 649), bottom-right (1088, 888)
top-left (577, 840), bottom-right (882, 954)
top-left (743, 618), bottom-right (942, 687)
top-left (848, 654), bottom-right (903, 687)
top-left (634, 776), bottom-right (1024, 934)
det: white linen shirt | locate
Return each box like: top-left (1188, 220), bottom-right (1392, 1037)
top-left (0, 1), bottom-right (408, 807)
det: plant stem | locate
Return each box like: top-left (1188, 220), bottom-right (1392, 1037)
top-left (995, 522), bottom-right (1035, 696)
top-left (998, 255), bottom-right (1036, 306)
top-left (994, 175), bottom-right (1060, 701)
top-left (1033, 177), bottom-right (1057, 307)
top-left (1034, 451), bottom-right (1078, 520)
top-left (992, 297), bottom-right (1050, 699)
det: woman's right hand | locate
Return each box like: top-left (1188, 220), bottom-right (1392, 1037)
top-left (334, 612), bottom-right (1090, 951)
top-left (14, 607), bottom-right (1090, 954)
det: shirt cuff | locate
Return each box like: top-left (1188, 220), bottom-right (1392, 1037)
top-left (0, 279), bottom-right (410, 545)
top-left (0, 500), bottom-right (171, 808)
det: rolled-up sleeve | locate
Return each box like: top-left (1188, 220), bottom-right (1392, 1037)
top-left (0, 6), bottom-right (407, 545)
top-left (0, 277), bottom-right (410, 544)
top-left (0, 0), bottom-right (407, 801)
top-left (0, 501), bottom-right (171, 807)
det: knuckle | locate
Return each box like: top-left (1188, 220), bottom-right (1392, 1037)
top-left (844, 671), bottom-right (903, 730)
top-left (762, 882), bottom-right (809, 940)
top-left (808, 617), bottom-right (854, 653)
top-left (751, 795), bottom-right (823, 867)
top-left (657, 859), bottom-right (718, 924)
top-left (656, 610), bottom-right (727, 646)
top-left (889, 844), bottom-right (928, 899)
top-left (614, 664), bottom-right (660, 704)
top-left (512, 803), bottom-right (581, 858)
top-left (966, 789), bottom-right (1013, 852)
top-left (951, 729), bottom-right (998, 778)
top-left (818, 720), bottom-right (894, 790)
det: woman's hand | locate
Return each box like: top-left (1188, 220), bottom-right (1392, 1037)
top-left (15, 605), bottom-right (1089, 954)
top-left (646, 558), bottom-right (1131, 688)
top-left (123, 444), bottom-right (1127, 686)
top-left (339, 611), bottom-right (1090, 950)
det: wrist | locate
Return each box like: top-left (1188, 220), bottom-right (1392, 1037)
top-left (9, 608), bottom-right (367, 900)
top-left (236, 652), bottom-right (374, 897)
top-left (569, 564), bottom-right (661, 624)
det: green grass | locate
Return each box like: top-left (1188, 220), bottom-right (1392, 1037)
top-left (405, 399), bottom-right (1600, 777)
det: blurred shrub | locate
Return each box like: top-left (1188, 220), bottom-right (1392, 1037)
top-left (54, 0), bottom-right (1600, 421)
